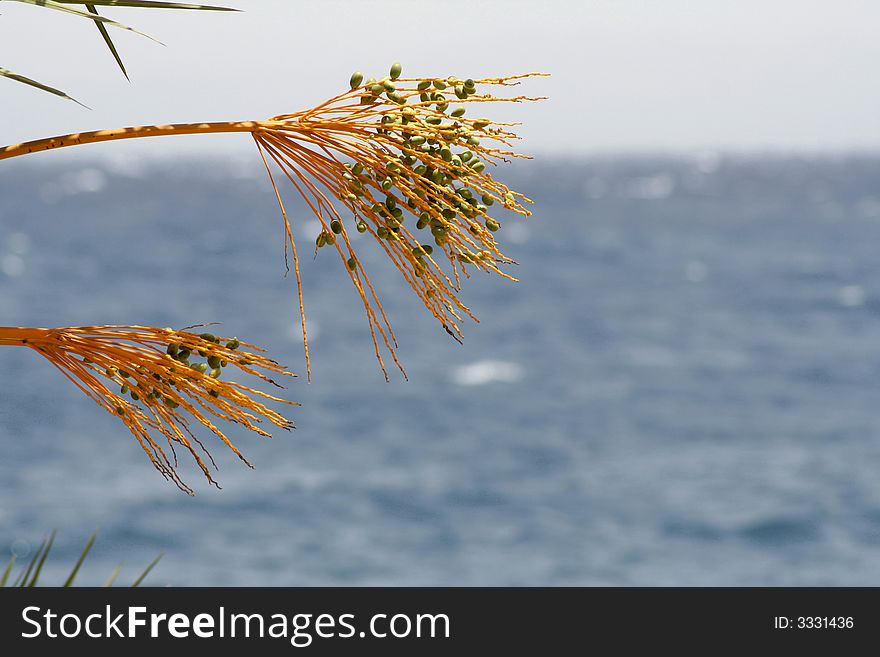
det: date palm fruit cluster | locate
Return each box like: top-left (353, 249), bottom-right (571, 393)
top-left (253, 64), bottom-right (545, 378)
top-left (315, 63), bottom-right (507, 254)
top-left (106, 331), bottom-right (240, 409)
top-left (0, 325), bottom-right (296, 494)
top-left (163, 332), bottom-right (240, 395)
top-left (0, 64), bottom-right (544, 490)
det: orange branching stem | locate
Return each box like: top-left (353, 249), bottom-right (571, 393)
top-left (0, 325), bottom-right (297, 494)
top-left (0, 70), bottom-right (547, 379)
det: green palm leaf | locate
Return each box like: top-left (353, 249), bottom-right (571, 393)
top-left (1, 532), bottom-right (161, 587)
top-left (26, 530), bottom-right (56, 587)
top-left (79, 2), bottom-right (237, 80)
top-left (4, 0), bottom-right (236, 98)
top-left (10, 0), bottom-right (160, 42)
top-left (57, 0), bottom-right (236, 9)
top-left (131, 553), bottom-right (163, 587)
top-left (63, 531), bottom-right (97, 587)
top-left (0, 66), bottom-right (87, 106)
top-left (12, 533), bottom-right (50, 587)
top-left (86, 4), bottom-right (130, 80)
top-left (103, 563), bottom-right (123, 587)
top-left (0, 555), bottom-right (16, 587)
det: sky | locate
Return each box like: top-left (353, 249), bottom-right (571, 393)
top-left (1, 0), bottom-right (879, 157)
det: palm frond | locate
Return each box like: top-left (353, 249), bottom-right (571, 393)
top-left (131, 553), bottom-right (163, 587)
top-left (6, 0), bottom-right (237, 91)
top-left (0, 69), bottom-right (546, 383)
top-left (77, 1), bottom-right (238, 80)
top-left (0, 66), bottom-right (86, 106)
top-left (0, 325), bottom-right (297, 493)
top-left (63, 531), bottom-right (97, 586)
top-left (0, 69), bottom-right (546, 385)
top-left (13, 534), bottom-right (47, 586)
top-left (87, 3), bottom-right (129, 80)
top-left (0, 556), bottom-right (16, 587)
top-left (10, 0), bottom-right (159, 42)
top-left (57, 0), bottom-right (236, 9)
top-left (26, 530), bottom-right (56, 587)
top-left (1, 532), bottom-right (160, 587)
top-left (103, 564), bottom-right (123, 587)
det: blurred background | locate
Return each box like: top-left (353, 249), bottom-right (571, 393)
top-left (1, 1), bottom-right (880, 585)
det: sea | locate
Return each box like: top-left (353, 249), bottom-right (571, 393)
top-left (2, 152), bottom-right (880, 585)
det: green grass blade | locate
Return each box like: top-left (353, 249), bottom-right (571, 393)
top-left (0, 555), bottom-right (16, 588)
top-left (131, 553), bottom-right (162, 587)
top-left (54, 0), bottom-right (237, 9)
top-left (63, 532), bottom-right (97, 587)
top-left (0, 66), bottom-right (87, 106)
top-left (86, 4), bottom-right (129, 80)
top-left (27, 530), bottom-right (56, 587)
top-left (103, 563), bottom-right (123, 587)
top-left (12, 0), bottom-right (161, 43)
top-left (14, 536), bottom-right (47, 587)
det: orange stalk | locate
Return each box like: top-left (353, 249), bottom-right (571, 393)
top-left (0, 121), bottom-right (259, 160)
top-left (1, 70), bottom-right (547, 378)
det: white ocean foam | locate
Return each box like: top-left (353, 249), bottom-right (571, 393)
top-left (838, 285), bottom-right (866, 307)
top-left (451, 359), bottom-right (524, 386)
top-left (62, 167), bottom-right (107, 194)
top-left (624, 173), bottom-right (675, 200)
top-left (290, 318), bottom-right (319, 341)
top-left (99, 152), bottom-right (149, 179)
top-left (1, 254), bottom-right (25, 277)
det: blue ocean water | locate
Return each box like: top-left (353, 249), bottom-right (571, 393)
top-left (2, 153), bottom-right (880, 585)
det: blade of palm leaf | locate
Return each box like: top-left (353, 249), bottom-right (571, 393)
top-left (52, 0), bottom-right (237, 9)
top-left (0, 66), bottom-right (88, 107)
top-left (0, 555), bottom-right (16, 587)
top-left (103, 563), bottom-right (123, 587)
top-left (14, 536), bottom-right (47, 587)
top-left (131, 553), bottom-right (162, 587)
top-left (12, 0), bottom-right (162, 44)
top-left (86, 3), bottom-right (129, 80)
top-left (27, 529), bottom-right (57, 587)
top-left (63, 532), bottom-right (98, 587)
